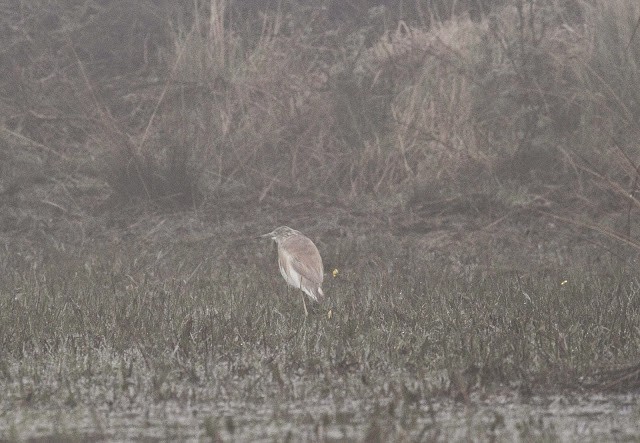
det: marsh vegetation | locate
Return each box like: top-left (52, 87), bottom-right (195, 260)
top-left (1, 0), bottom-right (640, 440)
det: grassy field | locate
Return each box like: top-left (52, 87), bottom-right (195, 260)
top-left (2, 0), bottom-right (640, 440)
top-left (1, 231), bottom-right (640, 440)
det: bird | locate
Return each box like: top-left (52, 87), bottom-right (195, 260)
top-left (261, 226), bottom-right (325, 316)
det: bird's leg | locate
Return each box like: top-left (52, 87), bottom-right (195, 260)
top-left (301, 291), bottom-right (308, 317)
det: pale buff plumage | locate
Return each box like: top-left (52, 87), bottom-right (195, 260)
top-left (261, 226), bottom-right (325, 310)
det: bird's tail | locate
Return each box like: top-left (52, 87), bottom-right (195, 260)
top-left (307, 286), bottom-right (324, 303)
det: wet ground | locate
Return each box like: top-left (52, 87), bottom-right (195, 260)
top-left (3, 391), bottom-right (639, 441)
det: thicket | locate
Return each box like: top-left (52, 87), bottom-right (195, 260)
top-left (1, 0), bottom-right (640, 246)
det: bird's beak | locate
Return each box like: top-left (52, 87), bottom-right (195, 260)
top-left (259, 231), bottom-right (273, 239)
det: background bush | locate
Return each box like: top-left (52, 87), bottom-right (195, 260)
top-left (1, 0), bottom-right (640, 248)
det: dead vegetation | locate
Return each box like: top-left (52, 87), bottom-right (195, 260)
top-left (1, 1), bottom-right (639, 259)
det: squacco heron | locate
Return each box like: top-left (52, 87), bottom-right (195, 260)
top-left (261, 226), bottom-right (325, 316)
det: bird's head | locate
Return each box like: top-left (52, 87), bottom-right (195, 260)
top-left (260, 226), bottom-right (297, 243)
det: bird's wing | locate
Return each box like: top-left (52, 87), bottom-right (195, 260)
top-left (281, 235), bottom-right (324, 285)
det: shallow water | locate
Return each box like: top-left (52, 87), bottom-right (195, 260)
top-left (2, 391), bottom-right (639, 441)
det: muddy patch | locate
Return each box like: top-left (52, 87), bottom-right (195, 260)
top-left (2, 391), bottom-right (639, 441)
